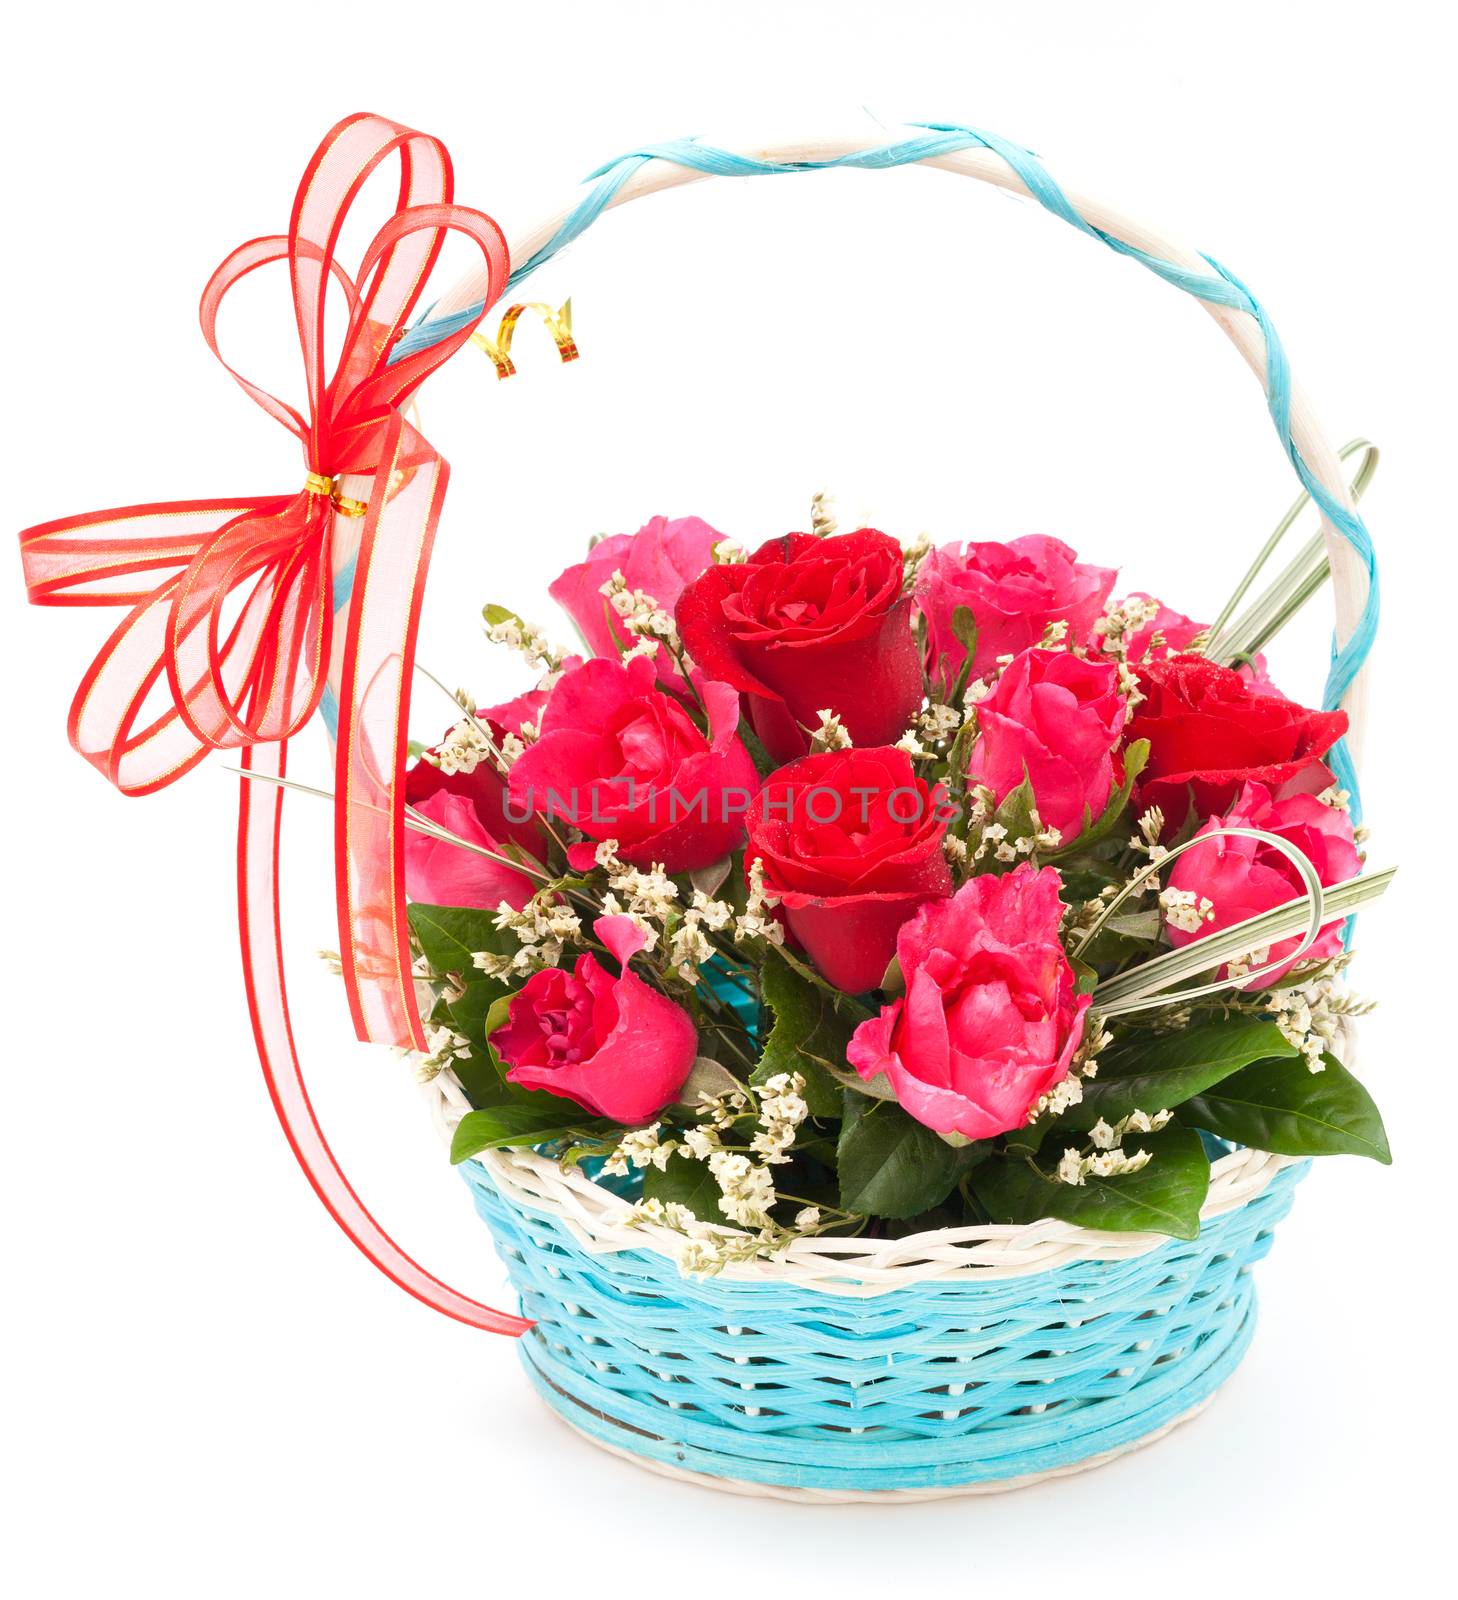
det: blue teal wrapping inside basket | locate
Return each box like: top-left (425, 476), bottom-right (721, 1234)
top-left (463, 1157), bottom-right (1307, 1492)
top-left (704, 955), bottom-right (759, 1035)
top-left (390, 122), bottom-right (1377, 817)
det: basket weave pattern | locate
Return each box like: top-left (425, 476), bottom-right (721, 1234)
top-left (464, 1156), bottom-right (1305, 1496)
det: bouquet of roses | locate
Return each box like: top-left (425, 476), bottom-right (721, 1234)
top-left (403, 503), bottom-right (1392, 1271)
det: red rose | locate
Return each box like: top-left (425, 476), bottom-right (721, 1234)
top-left (507, 654), bottom-right (759, 872)
top-left (747, 747), bottom-right (953, 993)
top-left (968, 648), bottom-right (1128, 842)
top-left (494, 915), bottom-right (698, 1122)
top-left (916, 535), bottom-right (1115, 683)
top-left (675, 529), bottom-right (923, 763)
top-left (1127, 653), bottom-right (1347, 831)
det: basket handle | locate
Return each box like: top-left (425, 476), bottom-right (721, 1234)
top-left (399, 123), bottom-right (1378, 802)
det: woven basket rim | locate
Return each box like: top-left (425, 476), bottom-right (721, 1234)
top-left (429, 1068), bottom-right (1302, 1292)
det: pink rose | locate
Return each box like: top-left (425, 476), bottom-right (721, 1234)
top-left (968, 648), bottom-right (1128, 842)
top-left (403, 710), bottom-right (548, 909)
top-left (917, 535), bottom-right (1115, 683)
top-left (1120, 592), bottom-right (1279, 694)
top-left (1164, 780), bottom-right (1362, 987)
top-left (494, 916), bottom-right (698, 1122)
top-left (549, 515), bottom-right (722, 672)
top-left (847, 864), bottom-right (1090, 1140)
top-left (403, 790), bottom-right (543, 911)
top-left (507, 654), bottom-right (759, 872)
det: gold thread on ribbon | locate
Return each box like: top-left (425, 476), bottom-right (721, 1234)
top-left (303, 471), bottom-right (369, 518)
top-left (470, 298), bottom-right (579, 379)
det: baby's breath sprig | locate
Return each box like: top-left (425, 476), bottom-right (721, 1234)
top-left (809, 709), bottom-right (852, 752)
top-left (1092, 595), bottom-right (1161, 664)
top-left (606, 1072), bottom-right (855, 1273)
top-left (422, 715), bottom-right (496, 776)
top-left (482, 604), bottom-right (567, 674)
top-left (1056, 1108), bottom-right (1172, 1186)
top-left (472, 890), bottom-right (586, 982)
top-left (1262, 957), bottom-right (1375, 1072)
top-left (734, 857), bottom-right (786, 949)
top-left (411, 1024), bottom-right (473, 1084)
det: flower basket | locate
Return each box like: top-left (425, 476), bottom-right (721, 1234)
top-left (19, 116), bottom-right (1390, 1504)
top-left (450, 1095), bottom-right (1308, 1500)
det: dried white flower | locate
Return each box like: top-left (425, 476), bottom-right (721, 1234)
top-left (413, 1025), bottom-right (472, 1084)
top-left (1159, 886), bottom-right (1216, 934)
top-left (425, 716), bottom-right (496, 776)
top-left (735, 858), bottom-right (785, 946)
top-left (484, 612), bottom-right (565, 673)
top-left (810, 709), bottom-right (853, 752)
top-left (598, 570), bottom-right (683, 655)
top-left (1092, 595), bottom-right (1161, 662)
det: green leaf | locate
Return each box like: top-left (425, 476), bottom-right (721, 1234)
top-left (752, 948), bottom-right (855, 1118)
top-left (943, 606), bottom-right (980, 702)
top-left (440, 985), bottom-right (513, 1105)
top-left (450, 1103), bottom-right (614, 1162)
top-left (408, 903), bottom-right (514, 974)
top-left (642, 1154), bottom-right (726, 1223)
top-left (1181, 1053), bottom-right (1391, 1162)
top-left (1050, 1018), bottom-right (1299, 1134)
top-left (837, 1096), bottom-right (981, 1218)
top-left (676, 1056), bottom-right (744, 1108)
top-left (972, 1123), bottom-right (1211, 1240)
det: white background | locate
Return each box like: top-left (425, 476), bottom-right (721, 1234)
top-left (3, 2), bottom-right (1452, 1593)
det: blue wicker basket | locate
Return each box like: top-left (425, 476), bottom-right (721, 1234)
top-left (458, 1144), bottom-right (1306, 1500)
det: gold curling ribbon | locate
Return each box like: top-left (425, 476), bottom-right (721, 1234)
top-left (470, 298), bottom-right (579, 379)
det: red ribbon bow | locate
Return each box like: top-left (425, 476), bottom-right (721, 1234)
top-left (20, 114), bottom-right (531, 1335)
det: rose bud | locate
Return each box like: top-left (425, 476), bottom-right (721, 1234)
top-left (675, 528), bottom-right (923, 763)
top-left (747, 747), bottom-right (953, 994)
top-left (1127, 653), bottom-right (1348, 833)
top-left (847, 864), bottom-right (1090, 1140)
top-left (403, 705), bottom-right (548, 910)
top-left (494, 916), bottom-right (698, 1122)
top-left (968, 647), bottom-right (1128, 843)
top-left (916, 535), bottom-right (1115, 684)
top-left (1163, 780), bottom-right (1362, 988)
top-left (549, 514), bottom-right (722, 674)
top-left (507, 654), bottom-right (759, 872)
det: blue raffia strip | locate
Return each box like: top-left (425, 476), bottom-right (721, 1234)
top-left (387, 121), bottom-right (1377, 816)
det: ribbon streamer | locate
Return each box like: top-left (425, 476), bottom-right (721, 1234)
top-left (19, 114), bottom-right (531, 1335)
